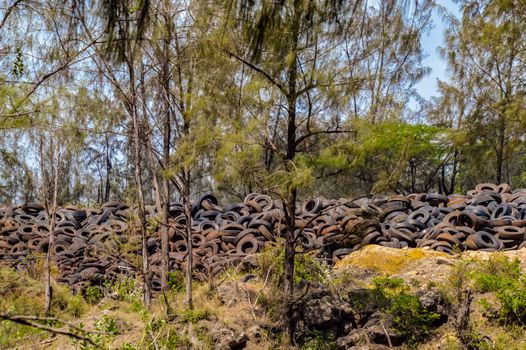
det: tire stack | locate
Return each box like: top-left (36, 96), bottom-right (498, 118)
top-left (1, 183), bottom-right (526, 293)
top-left (0, 202), bottom-right (137, 293)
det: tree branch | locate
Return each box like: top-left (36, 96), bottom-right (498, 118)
top-left (223, 49), bottom-right (287, 94)
top-left (0, 313), bottom-right (103, 349)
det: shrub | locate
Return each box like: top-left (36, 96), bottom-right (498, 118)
top-left (372, 276), bottom-right (405, 296)
top-left (83, 286), bottom-right (104, 305)
top-left (167, 271), bottom-right (185, 292)
top-left (495, 279), bottom-right (526, 326)
top-left (67, 293), bottom-right (87, 317)
top-left (257, 243), bottom-right (329, 286)
top-left (388, 293), bottom-right (441, 345)
top-left (180, 308), bottom-right (211, 324)
top-left (302, 330), bottom-right (337, 350)
top-left (469, 256), bottom-right (526, 326)
top-left (470, 256), bottom-right (520, 293)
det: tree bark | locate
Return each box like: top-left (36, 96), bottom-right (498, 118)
top-left (160, 5), bottom-right (172, 293)
top-left (104, 134), bottom-right (111, 203)
top-left (182, 169), bottom-right (193, 309)
top-left (128, 55), bottom-right (151, 308)
top-left (284, 45), bottom-right (299, 345)
top-left (44, 144), bottom-right (59, 316)
top-left (495, 114), bottom-right (505, 184)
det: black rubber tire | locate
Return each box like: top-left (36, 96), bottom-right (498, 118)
top-left (472, 231), bottom-right (501, 250)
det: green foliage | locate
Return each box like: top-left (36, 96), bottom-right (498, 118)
top-left (0, 319), bottom-right (45, 349)
top-left (119, 343), bottom-right (138, 350)
top-left (167, 270), bottom-right (185, 293)
top-left (165, 333), bottom-right (192, 349)
top-left (83, 286), bottom-right (104, 305)
top-left (470, 256), bottom-right (521, 293)
top-left (388, 293), bottom-right (441, 345)
top-left (12, 47), bottom-right (25, 77)
top-left (257, 243), bottom-right (329, 286)
top-left (76, 315), bottom-right (120, 350)
top-left (469, 257), bottom-right (526, 327)
top-left (349, 121), bottom-right (448, 192)
top-left (95, 315), bottom-right (119, 335)
top-left (448, 256), bottom-right (526, 328)
top-left (75, 315), bottom-right (119, 350)
top-left (302, 329), bottom-right (337, 350)
top-left (495, 282), bottom-right (526, 326)
top-left (372, 276), bottom-right (406, 296)
top-left (180, 308), bottom-right (211, 324)
top-left (67, 293), bottom-right (87, 317)
top-left (347, 276), bottom-right (442, 345)
top-left (106, 277), bottom-right (143, 305)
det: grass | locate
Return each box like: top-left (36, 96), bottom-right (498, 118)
top-left (0, 268), bottom-right (90, 348)
top-left (2, 249), bottom-right (524, 349)
top-left (438, 254), bottom-right (526, 350)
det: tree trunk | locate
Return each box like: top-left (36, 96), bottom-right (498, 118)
top-left (140, 65), bottom-right (163, 214)
top-left (449, 150), bottom-right (459, 194)
top-left (284, 49), bottom-right (298, 342)
top-left (128, 56), bottom-right (151, 308)
top-left (160, 7), bottom-right (172, 293)
top-left (104, 134), bottom-right (111, 203)
top-left (44, 144), bottom-right (59, 316)
top-left (182, 169), bottom-right (193, 309)
top-left (496, 114), bottom-right (505, 184)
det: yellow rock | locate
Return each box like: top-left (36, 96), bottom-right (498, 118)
top-left (335, 245), bottom-right (448, 275)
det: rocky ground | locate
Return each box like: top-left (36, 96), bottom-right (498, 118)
top-left (1, 245), bottom-right (526, 349)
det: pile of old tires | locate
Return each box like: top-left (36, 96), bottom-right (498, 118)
top-left (1, 183), bottom-right (526, 292)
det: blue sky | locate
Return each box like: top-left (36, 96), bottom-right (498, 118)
top-left (413, 0), bottom-right (461, 101)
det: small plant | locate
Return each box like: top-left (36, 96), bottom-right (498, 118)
top-left (164, 333), bottom-right (192, 349)
top-left (427, 281), bottom-right (438, 289)
top-left (256, 243), bottom-right (329, 286)
top-left (372, 276), bottom-right (405, 296)
top-left (105, 276), bottom-right (146, 314)
top-left (67, 293), bottom-right (86, 317)
top-left (120, 343), bottom-right (138, 350)
top-left (470, 256), bottom-right (520, 293)
top-left (83, 286), bottom-right (104, 305)
top-left (77, 315), bottom-right (120, 350)
top-left (495, 280), bottom-right (526, 326)
top-left (369, 277), bottom-right (441, 346)
top-left (180, 308), bottom-right (211, 324)
top-left (195, 324), bottom-right (214, 347)
top-left (388, 293), bottom-right (441, 345)
top-left (302, 330), bottom-right (337, 350)
top-left (94, 315), bottom-right (119, 335)
top-left (167, 271), bottom-right (185, 292)
top-left (469, 256), bottom-right (526, 326)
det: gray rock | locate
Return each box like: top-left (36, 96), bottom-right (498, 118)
top-left (417, 290), bottom-right (449, 320)
top-left (304, 298), bottom-right (341, 329)
top-left (363, 312), bottom-right (404, 346)
top-left (336, 332), bottom-right (363, 349)
top-left (366, 323), bottom-right (404, 347)
top-left (215, 332), bottom-right (247, 350)
top-left (246, 325), bottom-right (262, 340)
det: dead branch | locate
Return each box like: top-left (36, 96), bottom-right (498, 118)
top-left (0, 313), bottom-right (103, 349)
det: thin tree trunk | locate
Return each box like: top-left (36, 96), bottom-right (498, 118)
top-left (140, 65), bottom-right (163, 214)
top-left (160, 6), bottom-right (172, 293)
top-left (284, 57), bottom-right (298, 343)
top-left (182, 169), bottom-right (193, 309)
top-left (281, 7), bottom-right (303, 342)
top-left (128, 56), bottom-right (151, 308)
top-left (449, 150), bottom-right (459, 194)
top-left (44, 145), bottom-right (59, 316)
top-left (104, 134), bottom-right (111, 203)
top-left (496, 114), bottom-right (505, 184)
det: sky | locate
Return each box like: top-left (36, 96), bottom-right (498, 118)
top-left (413, 0), bottom-right (461, 101)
